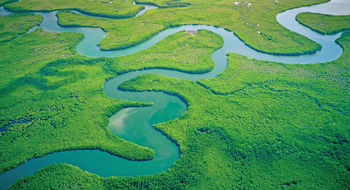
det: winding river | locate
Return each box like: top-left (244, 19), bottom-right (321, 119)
top-left (0, 0), bottom-right (350, 189)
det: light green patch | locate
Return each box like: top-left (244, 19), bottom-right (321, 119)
top-left (136, 0), bottom-right (191, 8)
top-left (296, 12), bottom-right (350, 35)
top-left (0, 13), bottom-right (42, 42)
top-left (104, 30), bottom-right (223, 74)
top-left (5, 0), bottom-right (144, 18)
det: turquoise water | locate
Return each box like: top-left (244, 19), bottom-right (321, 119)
top-left (0, 0), bottom-right (350, 189)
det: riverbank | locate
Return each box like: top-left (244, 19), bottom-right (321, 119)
top-left (0, 0), bottom-right (349, 189)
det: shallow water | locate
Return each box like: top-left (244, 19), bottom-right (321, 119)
top-left (133, 1), bottom-right (157, 17)
top-left (0, 0), bottom-right (349, 189)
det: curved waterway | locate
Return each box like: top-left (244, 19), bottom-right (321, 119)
top-left (0, 0), bottom-right (350, 189)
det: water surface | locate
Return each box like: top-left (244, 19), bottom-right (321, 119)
top-left (0, 0), bottom-right (349, 189)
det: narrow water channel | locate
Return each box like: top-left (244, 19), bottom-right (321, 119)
top-left (0, 0), bottom-right (349, 189)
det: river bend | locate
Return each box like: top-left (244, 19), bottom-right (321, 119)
top-left (0, 0), bottom-right (349, 189)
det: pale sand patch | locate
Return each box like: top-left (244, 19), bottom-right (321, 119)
top-left (108, 107), bottom-right (134, 134)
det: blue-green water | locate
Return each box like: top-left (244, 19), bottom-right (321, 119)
top-left (0, 0), bottom-right (349, 189)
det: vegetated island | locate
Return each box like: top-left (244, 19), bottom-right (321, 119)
top-left (6, 0), bottom-right (327, 55)
top-left (296, 12), bottom-right (350, 35)
top-left (0, 0), bottom-right (349, 189)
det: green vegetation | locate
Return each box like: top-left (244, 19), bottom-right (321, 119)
top-left (2, 0), bottom-right (350, 189)
top-left (104, 30), bottom-right (223, 75)
top-left (198, 52), bottom-right (350, 95)
top-left (9, 31), bottom-right (350, 190)
top-left (0, 0), bottom-right (15, 6)
top-left (18, 0), bottom-right (325, 55)
top-left (0, 28), bottom-right (158, 174)
top-left (4, 0), bottom-right (144, 18)
top-left (296, 12), bottom-right (350, 35)
top-left (115, 31), bottom-right (350, 189)
top-left (0, 24), bottom-right (223, 176)
top-left (117, 33), bottom-right (350, 188)
top-left (10, 164), bottom-right (104, 189)
top-left (135, 0), bottom-right (191, 8)
top-left (0, 13), bottom-right (42, 42)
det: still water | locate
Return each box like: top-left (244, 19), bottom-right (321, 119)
top-left (0, 0), bottom-right (349, 189)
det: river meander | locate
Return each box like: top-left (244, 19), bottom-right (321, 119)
top-left (0, 0), bottom-right (349, 189)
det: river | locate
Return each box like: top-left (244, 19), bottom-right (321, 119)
top-left (0, 0), bottom-right (349, 189)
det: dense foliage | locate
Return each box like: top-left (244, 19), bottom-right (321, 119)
top-left (0, 24), bottom-right (223, 175)
top-left (1, 0), bottom-right (349, 189)
top-left (135, 0), bottom-right (191, 8)
top-left (0, 29), bottom-right (157, 174)
top-left (9, 30), bottom-right (350, 190)
top-left (4, 0), bottom-right (144, 18)
top-left (43, 0), bottom-right (325, 54)
top-left (296, 12), bottom-right (350, 35)
top-left (104, 30), bottom-right (223, 75)
top-left (0, 13), bottom-right (42, 42)
top-left (0, 0), bottom-right (15, 6)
